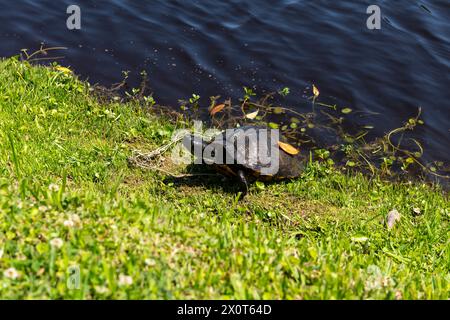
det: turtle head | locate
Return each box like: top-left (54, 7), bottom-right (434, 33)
top-left (182, 134), bottom-right (208, 156)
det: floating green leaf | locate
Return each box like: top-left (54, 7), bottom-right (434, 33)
top-left (342, 108), bottom-right (353, 114)
top-left (278, 87), bottom-right (290, 97)
top-left (273, 107), bottom-right (284, 115)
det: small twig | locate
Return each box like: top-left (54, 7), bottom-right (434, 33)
top-left (21, 45), bottom-right (68, 62)
top-left (128, 131), bottom-right (222, 178)
top-left (28, 56), bottom-right (66, 62)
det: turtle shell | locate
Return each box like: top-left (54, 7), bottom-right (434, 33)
top-left (206, 126), bottom-right (304, 180)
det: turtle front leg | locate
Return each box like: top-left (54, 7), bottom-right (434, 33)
top-left (237, 170), bottom-right (249, 196)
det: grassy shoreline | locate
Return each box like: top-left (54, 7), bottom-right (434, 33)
top-left (0, 57), bottom-right (448, 299)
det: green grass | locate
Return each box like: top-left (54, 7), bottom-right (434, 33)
top-left (0, 57), bottom-right (448, 299)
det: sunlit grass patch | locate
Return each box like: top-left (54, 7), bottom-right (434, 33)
top-left (0, 58), bottom-right (448, 299)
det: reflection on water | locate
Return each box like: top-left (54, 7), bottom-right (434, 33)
top-left (1, 0), bottom-right (449, 163)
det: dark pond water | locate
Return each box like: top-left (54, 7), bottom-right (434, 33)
top-left (1, 0), bottom-right (449, 164)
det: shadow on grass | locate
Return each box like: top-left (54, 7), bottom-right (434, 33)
top-left (163, 164), bottom-right (245, 195)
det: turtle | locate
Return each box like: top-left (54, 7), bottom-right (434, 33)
top-left (182, 126), bottom-right (305, 194)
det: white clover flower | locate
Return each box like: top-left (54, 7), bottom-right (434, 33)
top-left (0, 248), bottom-right (4, 259)
top-left (48, 183), bottom-right (60, 192)
top-left (38, 205), bottom-right (48, 212)
top-left (16, 254), bottom-right (26, 261)
top-left (63, 220), bottom-right (75, 228)
top-left (118, 274), bottom-right (133, 286)
top-left (3, 267), bottom-right (20, 279)
top-left (50, 238), bottom-right (64, 249)
top-left (145, 258), bottom-right (156, 267)
top-left (95, 286), bottom-right (110, 294)
top-left (70, 214), bottom-right (81, 225)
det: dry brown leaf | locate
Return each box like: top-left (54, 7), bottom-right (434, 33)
top-left (386, 209), bottom-right (401, 230)
top-left (210, 104), bottom-right (225, 116)
top-left (245, 110), bottom-right (259, 120)
top-left (312, 84), bottom-right (320, 97)
top-left (278, 141), bottom-right (300, 155)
